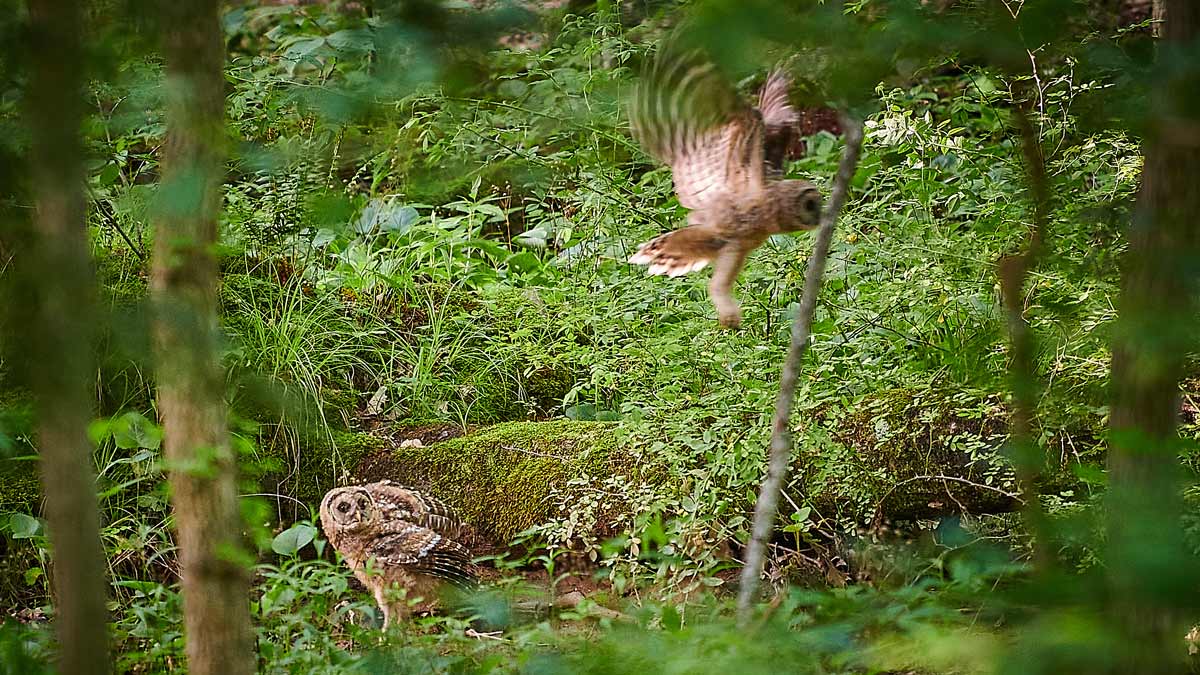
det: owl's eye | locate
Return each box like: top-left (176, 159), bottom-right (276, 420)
top-left (801, 195), bottom-right (821, 216)
top-left (337, 501), bottom-right (351, 514)
top-left (357, 498), bottom-right (368, 508)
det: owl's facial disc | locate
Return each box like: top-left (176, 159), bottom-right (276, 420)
top-left (330, 489), bottom-right (373, 528)
top-left (798, 191), bottom-right (822, 224)
top-left (789, 184), bottom-right (823, 231)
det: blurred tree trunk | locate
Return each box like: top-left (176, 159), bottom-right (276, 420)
top-left (1106, 1), bottom-right (1200, 671)
top-left (152, 2), bottom-right (255, 673)
top-left (23, 1), bottom-right (112, 672)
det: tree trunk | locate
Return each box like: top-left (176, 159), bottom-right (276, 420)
top-left (152, 2), bottom-right (256, 673)
top-left (23, 1), bottom-right (112, 672)
top-left (1106, 1), bottom-right (1200, 672)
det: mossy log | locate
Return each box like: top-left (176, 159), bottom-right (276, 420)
top-left (0, 458), bottom-right (40, 511)
top-left (353, 421), bottom-right (629, 542)
top-left (4, 407), bottom-right (1080, 549)
top-left (257, 420), bottom-right (635, 544)
top-left (803, 388), bottom-right (1079, 522)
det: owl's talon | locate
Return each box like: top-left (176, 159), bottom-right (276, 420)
top-left (718, 310), bottom-right (742, 329)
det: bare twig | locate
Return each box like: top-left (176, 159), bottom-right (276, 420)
top-left (240, 493), bottom-right (311, 512)
top-left (89, 190), bottom-right (147, 261)
top-left (736, 116), bottom-right (866, 624)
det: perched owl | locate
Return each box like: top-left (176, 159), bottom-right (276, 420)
top-left (319, 480), bottom-right (476, 629)
top-left (629, 44), bottom-right (824, 328)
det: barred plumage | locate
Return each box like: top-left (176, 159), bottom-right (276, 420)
top-left (628, 43), bottom-right (823, 328)
top-left (319, 481), bottom-right (477, 629)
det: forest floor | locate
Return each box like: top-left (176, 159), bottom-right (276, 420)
top-left (3, 2), bottom-right (1199, 673)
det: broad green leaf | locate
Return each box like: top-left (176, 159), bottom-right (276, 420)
top-left (312, 228), bottom-right (338, 248)
top-left (9, 513), bottom-right (41, 539)
top-left (326, 28), bottom-right (374, 53)
top-left (272, 523), bottom-right (317, 556)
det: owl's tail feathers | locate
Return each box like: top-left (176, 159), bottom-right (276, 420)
top-left (628, 225), bottom-right (726, 277)
top-left (422, 549), bottom-right (481, 591)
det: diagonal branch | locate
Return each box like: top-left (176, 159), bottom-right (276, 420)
top-left (736, 116), bottom-right (866, 624)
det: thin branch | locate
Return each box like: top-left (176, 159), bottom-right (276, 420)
top-left (736, 116), bottom-right (866, 625)
top-left (997, 93), bottom-right (1052, 571)
top-left (240, 493), bottom-right (311, 512)
top-left (89, 189), bottom-right (147, 261)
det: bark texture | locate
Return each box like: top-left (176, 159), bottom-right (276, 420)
top-left (24, 1), bottom-right (112, 672)
top-left (153, 2), bottom-right (256, 673)
top-left (1106, 1), bottom-right (1200, 671)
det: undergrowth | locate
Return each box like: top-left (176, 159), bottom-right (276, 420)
top-left (0, 1), bottom-right (1179, 673)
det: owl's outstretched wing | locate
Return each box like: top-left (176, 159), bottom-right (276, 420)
top-left (756, 69), bottom-right (798, 176)
top-left (630, 44), bottom-right (767, 210)
top-left (368, 521), bottom-right (477, 589)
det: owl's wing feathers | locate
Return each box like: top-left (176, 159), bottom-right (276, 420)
top-left (368, 522), bottom-right (477, 589)
top-left (757, 70), bottom-right (797, 129)
top-left (367, 480), bottom-right (466, 540)
top-left (630, 47), bottom-right (766, 210)
top-left (757, 69), bottom-right (798, 176)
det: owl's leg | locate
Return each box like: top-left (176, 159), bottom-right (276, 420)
top-left (376, 585), bottom-right (410, 631)
top-left (709, 244), bottom-right (751, 328)
top-left (374, 586), bottom-right (394, 631)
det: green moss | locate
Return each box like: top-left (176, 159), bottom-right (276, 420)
top-left (0, 459), bottom-right (39, 511)
top-left (354, 421), bottom-right (628, 542)
top-left (321, 390), bottom-right (360, 428)
top-left (257, 429), bottom-right (388, 509)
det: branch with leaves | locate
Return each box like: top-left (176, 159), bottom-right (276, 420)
top-left (736, 116), bottom-right (866, 624)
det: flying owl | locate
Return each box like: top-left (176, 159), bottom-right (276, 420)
top-left (628, 44), bottom-right (824, 328)
top-left (319, 480), bottom-right (476, 629)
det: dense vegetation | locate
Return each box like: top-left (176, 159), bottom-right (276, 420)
top-left (2, 1), bottom-right (1199, 672)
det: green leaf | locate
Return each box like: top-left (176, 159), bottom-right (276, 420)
top-left (272, 523), bottom-right (317, 556)
top-left (498, 80), bottom-right (529, 98)
top-left (475, 204), bottom-right (506, 219)
top-left (9, 513), bottom-right (41, 539)
top-left (661, 604), bottom-right (682, 632)
top-left (516, 226), bottom-right (549, 248)
top-left (283, 37), bottom-right (326, 61)
top-left (471, 238), bottom-right (510, 260)
top-left (312, 228), bottom-right (338, 248)
top-left (113, 413), bottom-right (163, 451)
top-left (507, 251), bottom-right (542, 273)
top-left (326, 28), bottom-right (375, 53)
top-left (24, 566), bottom-right (43, 587)
top-left (565, 403), bottom-right (598, 421)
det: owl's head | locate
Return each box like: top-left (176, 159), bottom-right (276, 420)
top-left (320, 487), bottom-right (377, 532)
top-left (776, 180), bottom-right (823, 232)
